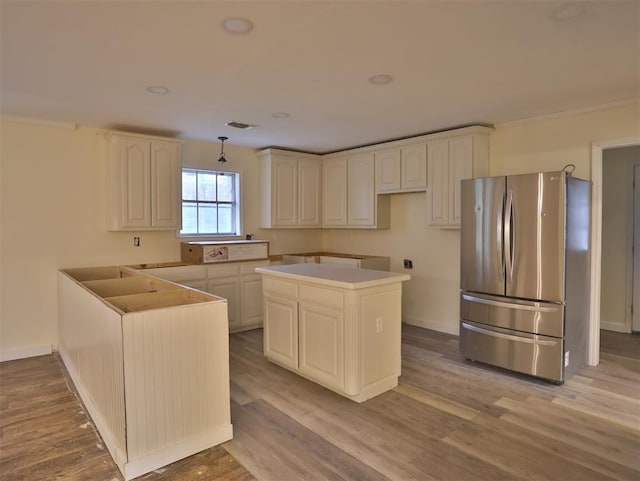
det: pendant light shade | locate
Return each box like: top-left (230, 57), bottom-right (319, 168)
top-left (217, 136), bottom-right (228, 163)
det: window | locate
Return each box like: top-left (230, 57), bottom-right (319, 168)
top-left (181, 169), bottom-right (240, 235)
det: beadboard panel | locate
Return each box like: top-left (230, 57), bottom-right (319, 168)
top-left (58, 267), bottom-right (233, 480)
top-left (57, 271), bottom-right (128, 470)
top-left (122, 301), bottom-right (231, 462)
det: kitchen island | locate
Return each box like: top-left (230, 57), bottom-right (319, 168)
top-left (255, 263), bottom-right (410, 402)
top-left (58, 266), bottom-right (232, 481)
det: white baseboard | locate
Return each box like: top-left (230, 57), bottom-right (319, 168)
top-left (403, 317), bottom-right (459, 336)
top-left (0, 345), bottom-right (53, 362)
top-left (600, 321), bottom-right (629, 333)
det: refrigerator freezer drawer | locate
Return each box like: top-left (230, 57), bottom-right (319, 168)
top-left (460, 321), bottom-right (564, 382)
top-left (461, 292), bottom-right (564, 338)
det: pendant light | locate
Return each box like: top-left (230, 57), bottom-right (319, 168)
top-left (217, 136), bottom-right (228, 163)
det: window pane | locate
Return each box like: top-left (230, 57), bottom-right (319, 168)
top-left (217, 173), bottom-right (234, 202)
top-left (197, 172), bottom-right (217, 201)
top-left (198, 204), bottom-right (218, 233)
top-left (218, 204), bottom-right (233, 233)
top-left (182, 171), bottom-right (197, 201)
top-left (181, 202), bottom-right (197, 233)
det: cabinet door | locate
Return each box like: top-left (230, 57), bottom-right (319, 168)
top-left (401, 143), bottom-right (427, 191)
top-left (347, 153), bottom-right (375, 226)
top-left (375, 149), bottom-right (401, 193)
top-left (322, 157), bottom-right (348, 226)
top-left (150, 140), bottom-right (181, 229)
top-left (426, 140), bottom-right (450, 226)
top-left (120, 137), bottom-right (151, 229)
top-left (298, 158), bottom-right (322, 226)
top-left (208, 277), bottom-right (241, 331)
top-left (448, 136), bottom-right (473, 226)
top-left (272, 156), bottom-right (298, 226)
top-left (241, 274), bottom-right (264, 329)
top-left (263, 296), bottom-right (298, 369)
top-left (299, 303), bottom-right (344, 390)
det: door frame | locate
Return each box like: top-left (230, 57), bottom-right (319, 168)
top-left (633, 163), bottom-right (640, 332)
top-left (589, 135), bottom-right (640, 366)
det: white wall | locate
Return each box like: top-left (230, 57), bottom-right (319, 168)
top-left (2, 101), bottom-right (639, 359)
top-left (323, 193), bottom-right (461, 334)
top-left (0, 120), bottom-right (320, 360)
top-left (324, 102), bottom-right (640, 335)
top-left (600, 145), bottom-right (640, 332)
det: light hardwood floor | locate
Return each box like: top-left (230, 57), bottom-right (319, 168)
top-left (1, 327), bottom-right (638, 480)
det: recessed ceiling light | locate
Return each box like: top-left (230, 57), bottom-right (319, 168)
top-left (549, 2), bottom-right (589, 21)
top-left (221, 17), bottom-right (254, 34)
top-left (368, 74), bottom-right (393, 85)
top-left (272, 112), bottom-right (290, 119)
top-left (146, 86), bottom-right (169, 94)
top-left (225, 120), bottom-right (255, 130)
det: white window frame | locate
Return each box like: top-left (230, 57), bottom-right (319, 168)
top-left (179, 168), bottom-right (241, 237)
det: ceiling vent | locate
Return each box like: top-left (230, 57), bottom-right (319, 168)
top-left (225, 121), bottom-right (255, 130)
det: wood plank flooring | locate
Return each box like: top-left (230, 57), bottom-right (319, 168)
top-left (1, 327), bottom-right (638, 480)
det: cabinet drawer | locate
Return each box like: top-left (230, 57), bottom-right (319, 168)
top-left (143, 265), bottom-right (207, 282)
top-left (263, 277), bottom-right (298, 299)
top-left (299, 284), bottom-right (344, 310)
top-left (207, 264), bottom-right (241, 278)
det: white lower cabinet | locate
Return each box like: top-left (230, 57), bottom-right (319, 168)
top-left (298, 302), bottom-right (345, 391)
top-left (208, 277), bottom-right (241, 329)
top-left (261, 274), bottom-right (403, 402)
top-left (241, 272), bottom-right (265, 329)
top-left (264, 294), bottom-right (299, 369)
top-left (141, 260), bottom-right (269, 333)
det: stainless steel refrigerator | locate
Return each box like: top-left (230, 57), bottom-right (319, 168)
top-left (459, 171), bottom-right (591, 383)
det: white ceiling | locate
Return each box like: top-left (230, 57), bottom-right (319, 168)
top-left (1, 1), bottom-right (639, 153)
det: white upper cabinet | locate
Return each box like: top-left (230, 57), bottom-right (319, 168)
top-left (375, 143), bottom-right (427, 194)
top-left (107, 133), bottom-right (181, 231)
top-left (322, 156), bottom-right (348, 227)
top-left (375, 149), bottom-right (401, 192)
top-left (298, 158), bottom-right (323, 226)
top-left (323, 153), bottom-right (390, 229)
top-left (259, 149), bottom-right (321, 228)
top-left (426, 127), bottom-right (491, 228)
top-left (347, 153), bottom-right (376, 226)
top-left (400, 143), bottom-right (428, 191)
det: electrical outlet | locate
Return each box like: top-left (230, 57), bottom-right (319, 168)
top-left (376, 317), bottom-right (383, 333)
top-left (403, 259), bottom-right (413, 269)
top-left (133, 236), bottom-right (140, 247)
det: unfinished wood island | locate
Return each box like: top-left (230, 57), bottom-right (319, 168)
top-left (58, 266), bottom-right (232, 481)
top-left (255, 263), bottom-right (410, 402)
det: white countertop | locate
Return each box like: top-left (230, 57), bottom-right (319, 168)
top-left (255, 263), bottom-right (410, 289)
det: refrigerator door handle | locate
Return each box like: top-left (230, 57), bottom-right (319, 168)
top-left (504, 189), bottom-right (514, 282)
top-left (461, 322), bottom-right (557, 346)
top-left (461, 294), bottom-right (560, 312)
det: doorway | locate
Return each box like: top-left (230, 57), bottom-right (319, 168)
top-left (600, 147), bottom-right (640, 333)
top-left (589, 137), bottom-right (640, 366)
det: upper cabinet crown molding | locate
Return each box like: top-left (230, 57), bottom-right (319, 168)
top-left (258, 148), bottom-right (322, 229)
top-left (260, 125), bottom-right (492, 231)
top-left (106, 133), bottom-right (181, 231)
